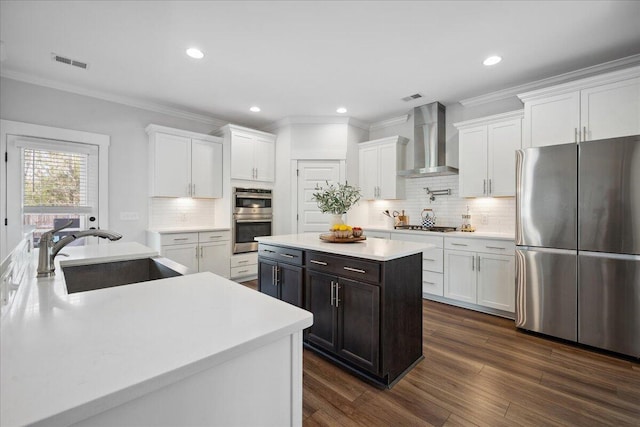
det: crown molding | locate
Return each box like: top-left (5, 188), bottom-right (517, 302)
top-left (358, 135), bottom-right (409, 148)
top-left (459, 54), bottom-right (640, 107)
top-left (216, 123), bottom-right (276, 138)
top-left (1, 69), bottom-right (227, 127)
top-left (369, 114), bottom-right (410, 132)
top-left (145, 124), bottom-right (223, 141)
top-left (453, 109), bottom-right (524, 129)
top-left (264, 116), bottom-right (370, 132)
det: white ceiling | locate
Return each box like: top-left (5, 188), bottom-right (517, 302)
top-left (1, 1), bottom-right (640, 128)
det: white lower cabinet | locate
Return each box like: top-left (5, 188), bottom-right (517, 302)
top-left (390, 233), bottom-right (444, 297)
top-left (147, 230), bottom-right (231, 278)
top-left (444, 237), bottom-right (515, 314)
top-left (230, 252), bottom-right (258, 280)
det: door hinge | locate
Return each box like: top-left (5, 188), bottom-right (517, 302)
top-left (4, 152), bottom-right (7, 162)
top-left (296, 169), bottom-right (299, 177)
top-left (4, 218), bottom-right (7, 226)
top-left (297, 214), bottom-right (299, 221)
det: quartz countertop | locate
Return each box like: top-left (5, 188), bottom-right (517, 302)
top-left (363, 226), bottom-right (515, 241)
top-left (256, 233), bottom-right (433, 261)
top-left (1, 242), bottom-right (312, 427)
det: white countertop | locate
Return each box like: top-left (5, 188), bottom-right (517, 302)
top-left (147, 226), bottom-right (230, 233)
top-left (1, 242), bottom-right (312, 427)
top-left (256, 233), bottom-right (433, 261)
top-left (364, 226), bottom-right (515, 241)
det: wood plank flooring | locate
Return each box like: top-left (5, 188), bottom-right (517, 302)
top-left (241, 280), bottom-right (640, 426)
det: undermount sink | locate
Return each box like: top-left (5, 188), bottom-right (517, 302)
top-left (62, 257), bottom-right (192, 294)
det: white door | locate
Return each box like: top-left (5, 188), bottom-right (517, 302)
top-left (199, 241), bottom-right (231, 278)
top-left (230, 132), bottom-right (255, 181)
top-left (296, 160), bottom-right (343, 233)
top-left (476, 253), bottom-right (516, 313)
top-left (459, 126), bottom-right (488, 197)
top-left (163, 244), bottom-right (199, 271)
top-left (154, 133), bottom-right (191, 197)
top-left (254, 136), bottom-right (275, 182)
top-left (581, 77), bottom-right (640, 141)
top-left (191, 139), bottom-right (222, 198)
top-left (358, 145), bottom-right (379, 200)
top-left (524, 91), bottom-right (580, 147)
top-left (488, 118), bottom-right (522, 197)
top-left (443, 249), bottom-right (477, 303)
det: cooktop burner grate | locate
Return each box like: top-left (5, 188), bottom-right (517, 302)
top-left (394, 225), bottom-right (457, 232)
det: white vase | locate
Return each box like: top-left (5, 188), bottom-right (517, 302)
top-left (330, 214), bottom-right (345, 227)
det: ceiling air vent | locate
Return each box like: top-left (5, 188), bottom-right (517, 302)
top-left (52, 53), bottom-right (88, 70)
top-left (402, 93), bottom-right (423, 102)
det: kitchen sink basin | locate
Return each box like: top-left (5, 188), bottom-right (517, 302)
top-left (62, 257), bottom-right (192, 294)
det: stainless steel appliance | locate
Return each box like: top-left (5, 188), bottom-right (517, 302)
top-left (515, 135), bottom-right (640, 357)
top-left (232, 187), bottom-right (273, 254)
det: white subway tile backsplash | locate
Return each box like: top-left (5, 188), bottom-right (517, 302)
top-left (149, 198), bottom-right (217, 229)
top-left (366, 175), bottom-right (515, 233)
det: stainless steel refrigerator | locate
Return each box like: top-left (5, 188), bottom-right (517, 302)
top-left (515, 135), bottom-right (640, 358)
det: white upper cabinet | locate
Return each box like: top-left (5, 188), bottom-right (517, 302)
top-left (146, 125), bottom-right (223, 198)
top-left (217, 125), bottom-right (275, 182)
top-left (358, 136), bottom-right (408, 200)
top-left (519, 66), bottom-right (640, 147)
top-left (455, 111), bottom-right (523, 198)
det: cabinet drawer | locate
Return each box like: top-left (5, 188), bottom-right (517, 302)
top-left (231, 252), bottom-right (257, 268)
top-left (422, 247), bottom-right (444, 273)
top-left (258, 244), bottom-right (303, 266)
top-left (306, 252), bottom-right (380, 284)
top-left (231, 264), bottom-right (258, 279)
top-left (422, 271), bottom-right (444, 297)
top-left (160, 232), bottom-right (198, 246)
top-left (199, 230), bottom-right (230, 242)
top-left (445, 237), bottom-right (515, 254)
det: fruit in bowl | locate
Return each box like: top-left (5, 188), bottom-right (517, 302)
top-left (352, 227), bottom-right (363, 237)
top-left (330, 224), bottom-right (352, 238)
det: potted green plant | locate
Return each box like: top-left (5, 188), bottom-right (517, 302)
top-left (312, 181), bottom-right (361, 226)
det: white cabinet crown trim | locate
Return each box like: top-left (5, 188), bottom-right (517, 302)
top-left (517, 65), bottom-right (640, 102)
top-left (145, 124), bottom-right (222, 142)
top-left (217, 124), bottom-right (276, 139)
top-left (358, 135), bottom-right (409, 148)
top-left (453, 110), bottom-right (524, 129)
top-left (369, 115), bottom-right (410, 132)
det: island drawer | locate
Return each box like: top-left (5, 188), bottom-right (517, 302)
top-left (306, 251), bottom-right (380, 284)
top-left (258, 244), bottom-right (304, 266)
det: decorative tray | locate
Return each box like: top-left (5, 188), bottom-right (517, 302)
top-left (319, 234), bottom-right (367, 243)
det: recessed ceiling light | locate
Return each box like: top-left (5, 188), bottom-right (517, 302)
top-left (336, 107), bottom-right (347, 114)
top-left (250, 106), bottom-right (261, 112)
top-left (186, 48), bottom-right (204, 59)
top-left (483, 55), bottom-right (502, 66)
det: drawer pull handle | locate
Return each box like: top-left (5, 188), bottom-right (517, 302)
top-left (451, 243), bottom-right (468, 246)
top-left (238, 269), bottom-right (249, 274)
top-left (280, 253), bottom-right (296, 258)
top-left (173, 237), bottom-right (189, 241)
top-left (209, 235), bottom-right (223, 239)
top-left (424, 258), bottom-right (436, 261)
top-left (486, 246), bottom-right (506, 250)
top-left (310, 260), bottom-right (328, 266)
top-left (424, 281), bottom-right (436, 285)
top-left (344, 266), bottom-right (366, 274)
top-left (237, 260), bottom-right (249, 264)
top-left (263, 249), bottom-right (275, 253)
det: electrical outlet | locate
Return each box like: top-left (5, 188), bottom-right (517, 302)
top-left (180, 212), bottom-right (187, 222)
top-left (481, 214), bottom-right (489, 225)
top-left (119, 212), bottom-right (139, 221)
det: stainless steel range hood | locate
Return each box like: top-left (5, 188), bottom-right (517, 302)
top-left (398, 102), bottom-right (458, 177)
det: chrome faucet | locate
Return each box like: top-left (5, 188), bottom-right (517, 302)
top-left (37, 220), bottom-right (122, 277)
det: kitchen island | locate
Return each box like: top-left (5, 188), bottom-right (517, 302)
top-left (256, 233), bottom-right (432, 388)
top-left (1, 241), bottom-right (312, 427)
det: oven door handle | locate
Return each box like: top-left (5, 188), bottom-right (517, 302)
top-left (235, 218), bottom-right (273, 223)
top-left (234, 193), bottom-right (272, 199)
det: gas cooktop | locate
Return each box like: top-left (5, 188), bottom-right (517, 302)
top-left (394, 225), bottom-right (457, 232)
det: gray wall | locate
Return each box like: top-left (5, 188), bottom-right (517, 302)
top-left (0, 77), bottom-right (221, 246)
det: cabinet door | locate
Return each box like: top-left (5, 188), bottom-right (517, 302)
top-left (305, 270), bottom-right (337, 352)
top-left (359, 145), bottom-right (379, 200)
top-left (477, 254), bottom-right (515, 313)
top-left (336, 278), bottom-right (380, 374)
top-left (162, 243), bottom-right (198, 271)
top-left (253, 136), bottom-right (275, 182)
top-left (378, 142), bottom-right (401, 199)
top-left (153, 133), bottom-right (191, 197)
top-left (258, 258), bottom-right (278, 299)
top-left (191, 139), bottom-right (223, 198)
top-left (459, 126), bottom-right (488, 197)
top-left (581, 77), bottom-right (640, 141)
top-left (199, 241), bottom-right (230, 278)
top-left (487, 118), bottom-right (522, 196)
top-left (444, 249), bottom-right (477, 303)
top-left (278, 263), bottom-right (304, 307)
top-left (230, 133), bottom-right (256, 180)
top-left (524, 91), bottom-right (580, 147)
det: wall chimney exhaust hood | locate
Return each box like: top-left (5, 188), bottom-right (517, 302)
top-left (398, 102), bottom-right (458, 178)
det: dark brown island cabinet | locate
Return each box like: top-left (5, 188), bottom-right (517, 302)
top-left (257, 242), bottom-right (424, 388)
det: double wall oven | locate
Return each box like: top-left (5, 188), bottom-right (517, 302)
top-left (233, 187), bottom-right (273, 254)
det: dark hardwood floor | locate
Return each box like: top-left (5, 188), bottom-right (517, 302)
top-left (240, 280), bottom-right (640, 426)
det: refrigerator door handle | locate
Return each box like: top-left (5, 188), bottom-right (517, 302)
top-left (515, 150), bottom-right (523, 245)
